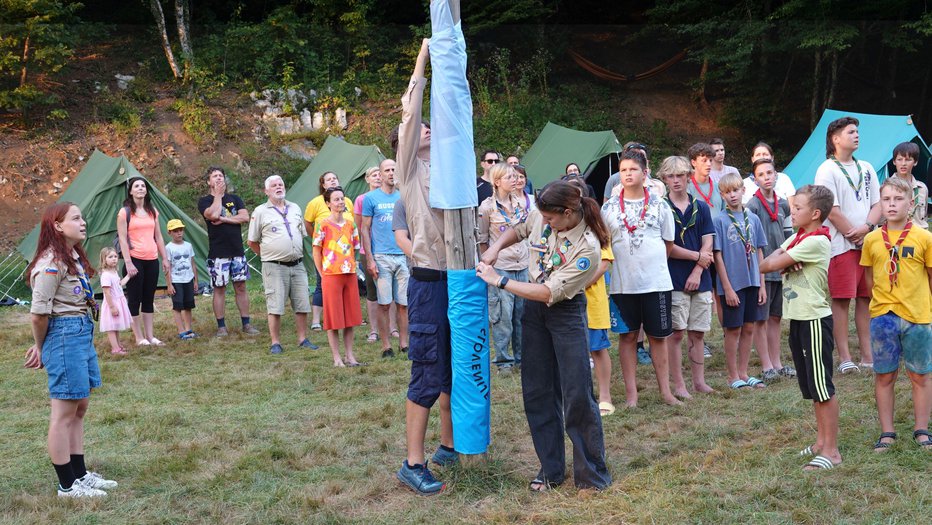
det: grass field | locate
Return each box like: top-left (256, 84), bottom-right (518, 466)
top-left (1, 286), bottom-right (929, 524)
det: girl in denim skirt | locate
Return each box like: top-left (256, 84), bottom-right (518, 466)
top-left (24, 202), bottom-right (118, 498)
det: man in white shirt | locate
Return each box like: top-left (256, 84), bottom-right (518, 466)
top-left (709, 138), bottom-right (740, 184)
top-left (813, 116), bottom-right (882, 373)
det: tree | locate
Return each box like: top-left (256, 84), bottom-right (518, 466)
top-left (148, 0), bottom-right (192, 80)
top-left (0, 0), bottom-right (81, 122)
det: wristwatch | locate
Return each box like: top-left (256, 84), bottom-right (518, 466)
top-left (865, 220), bottom-right (876, 230)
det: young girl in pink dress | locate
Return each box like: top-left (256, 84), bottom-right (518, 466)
top-left (98, 247), bottom-right (132, 355)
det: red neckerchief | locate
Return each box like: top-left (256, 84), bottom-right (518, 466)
top-left (619, 188), bottom-right (650, 234)
top-left (881, 222), bottom-right (913, 290)
top-left (786, 226), bottom-right (830, 250)
top-left (691, 177), bottom-right (713, 207)
top-left (754, 189), bottom-right (779, 222)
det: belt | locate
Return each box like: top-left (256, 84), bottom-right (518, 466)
top-left (411, 266), bottom-right (446, 281)
top-left (266, 258), bottom-right (303, 267)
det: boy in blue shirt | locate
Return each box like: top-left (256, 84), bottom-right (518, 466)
top-left (713, 173), bottom-right (768, 390)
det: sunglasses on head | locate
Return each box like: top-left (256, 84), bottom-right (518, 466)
top-left (625, 143), bottom-right (648, 152)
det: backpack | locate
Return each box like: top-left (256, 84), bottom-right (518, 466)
top-left (113, 206), bottom-right (132, 258)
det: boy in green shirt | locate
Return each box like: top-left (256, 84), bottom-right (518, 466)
top-left (761, 185), bottom-right (842, 470)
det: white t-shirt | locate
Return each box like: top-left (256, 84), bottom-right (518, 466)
top-left (166, 241), bottom-right (195, 284)
top-left (742, 172), bottom-right (797, 204)
top-left (601, 191), bottom-right (675, 294)
top-left (710, 165), bottom-right (740, 184)
top-left (813, 158), bottom-right (880, 257)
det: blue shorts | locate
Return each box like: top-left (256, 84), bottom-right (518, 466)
top-left (588, 328), bottom-right (611, 352)
top-left (718, 287), bottom-right (766, 329)
top-left (870, 312), bottom-right (932, 375)
top-left (41, 315), bottom-right (101, 400)
top-left (406, 273), bottom-right (452, 408)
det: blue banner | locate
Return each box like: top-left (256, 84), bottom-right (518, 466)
top-left (429, 0), bottom-right (477, 210)
top-left (447, 269), bottom-right (490, 454)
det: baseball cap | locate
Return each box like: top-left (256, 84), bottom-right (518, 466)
top-left (166, 219), bottom-right (185, 231)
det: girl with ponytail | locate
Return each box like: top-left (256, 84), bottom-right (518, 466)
top-left (477, 180), bottom-right (612, 492)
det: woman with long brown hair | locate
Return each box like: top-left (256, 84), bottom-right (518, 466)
top-left (478, 180), bottom-right (612, 492)
top-left (24, 202), bottom-right (118, 497)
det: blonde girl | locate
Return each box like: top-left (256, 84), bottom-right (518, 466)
top-left (98, 247), bottom-right (132, 354)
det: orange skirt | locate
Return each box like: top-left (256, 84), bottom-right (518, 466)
top-left (321, 273), bottom-right (363, 330)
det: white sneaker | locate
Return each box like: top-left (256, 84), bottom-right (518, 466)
top-left (81, 471), bottom-right (118, 490)
top-left (58, 479), bottom-right (107, 498)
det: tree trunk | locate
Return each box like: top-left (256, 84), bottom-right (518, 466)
top-left (884, 46), bottom-right (898, 112)
top-left (698, 57), bottom-right (709, 106)
top-left (809, 50), bottom-right (822, 129)
top-left (175, 0), bottom-right (193, 80)
top-left (19, 34), bottom-right (30, 87)
top-left (149, 0), bottom-right (181, 79)
top-left (444, 209), bottom-right (477, 271)
top-left (825, 50), bottom-right (838, 109)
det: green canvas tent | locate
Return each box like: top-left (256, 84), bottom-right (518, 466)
top-left (784, 109), bottom-right (932, 193)
top-left (288, 136), bottom-right (384, 277)
top-left (16, 149), bottom-right (210, 288)
top-left (291, 136), bottom-right (386, 208)
top-left (522, 122), bottom-right (622, 200)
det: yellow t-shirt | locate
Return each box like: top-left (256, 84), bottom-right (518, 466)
top-left (585, 246), bottom-right (614, 329)
top-left (303, 194), bottom-right (354, 226)
top-left (859, 226), bottom-right (932, 324)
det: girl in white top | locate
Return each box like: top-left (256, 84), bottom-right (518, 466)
top-left (742, 142), bottom-right (797, 206)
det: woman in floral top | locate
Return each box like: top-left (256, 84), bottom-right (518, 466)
top-left (313, 187), bottom-right (363, 367)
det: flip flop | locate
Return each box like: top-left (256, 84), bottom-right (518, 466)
top-left (838, 360), bottom-right (860, 374)
top-left (366, 332), bottom-right (379, 343)
top-left (136, 339), bottom-right (151, 346)
top-left (798, 445), bottom-right (817, 457)
top-left (730, 379), bottom-right (749, 389)
top-left (529, 476), bottom-right (560, 492)
top-left (804, 455), bottom-right (839, 470)
top-left (149, 337), bottom-right (165, 346)
top-left (391, 329), bottom-right (400, 339)
top-left (746, 377), bottom-right (767, 389)
top-left (311, 323), bottom-right (322, 331)
top-left (598, 402), bottom-right (615, 417)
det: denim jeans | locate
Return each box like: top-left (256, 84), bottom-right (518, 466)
top-left (521, 294), bottom-right (611, 489)
top-left (488, 268), bottom-right (527, 369)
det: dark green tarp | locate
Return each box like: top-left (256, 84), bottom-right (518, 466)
top-left (291, 136), bottom-right (386, 207)
top-left (522, 122), bottom-right (622, 196)
top-left (17, 150), bottom-right (210, 288)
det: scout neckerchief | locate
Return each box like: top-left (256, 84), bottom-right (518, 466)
top-left (786, 226), bottom-right (830, 251)
top-left (881, 221), bottom-right (913, 291)
top-left (666, 193), bottom-right (698, 244)
top-left (691, 177), bottom-right (714, 207)
top-left (619, 188), bottom-right (650, 234)
top-left (75, 261), bottom-right (99, 321)
top-left (727, 208), bottom-right (753, 267)
top-left (533, 224), bottom-right (571, 279)
top-left (270, 202), bottom-right (294, 239)
top-left (754, 189), bottom-right (779, 222)
top-left (831, 155), bottom-right (864, 201)
top-left (494, 194), bottom-right (527, 232)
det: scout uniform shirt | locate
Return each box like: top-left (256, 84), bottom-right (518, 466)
top-left (513, 208), bottom-right (599, 306)
top-left (248, 200), bottom-right (306, 263)
top-left (30, 250), bottom-right (93, 317)
top-left (859, 226), bottom-right (932, 324)
top-left (477, 192), bottom-right (531, 272)
top-left (397, 73), bottom-right (446, 271)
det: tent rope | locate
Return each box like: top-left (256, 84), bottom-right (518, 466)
top-left (569, 49), bottom-right (688, 82)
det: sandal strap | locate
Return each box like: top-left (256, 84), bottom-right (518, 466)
top-left (806, 455), bottom-right (835, 469)
top-left (879, 432), bottom-right (898, 439)
top-left (913, 429), bottom-right (931, 439)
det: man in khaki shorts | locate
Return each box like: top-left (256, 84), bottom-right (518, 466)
top-left (247, 175), bottom-right (318, 354)
top-left (660, 155), bottom-right (716, 396)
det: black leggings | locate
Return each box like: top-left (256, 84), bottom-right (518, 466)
top-left (125, 257), bottom-right (159, 316)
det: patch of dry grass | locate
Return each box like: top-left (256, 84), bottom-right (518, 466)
top-left (0, 291), bottom-right (928, 524)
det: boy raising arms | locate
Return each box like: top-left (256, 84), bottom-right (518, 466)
top-left (745, 159), bottom-right (795, 381)
top-left (660, 156), bottom-right (715, 396)
top-left (713, 173), bottom-right (768, 389)
top-left (760, 184), bottom-right (842, 470)
top-left (890, 141), bottom-right (929, 229)
top-left (859, 177), bottom-right (932, 452)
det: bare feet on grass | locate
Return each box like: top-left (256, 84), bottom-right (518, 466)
top-left (662, 395), bottom-right (685, 406)
top-left (693, 383), bottom-right (715, 394)
top-left (673, 389), bottom-right (693, 400)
